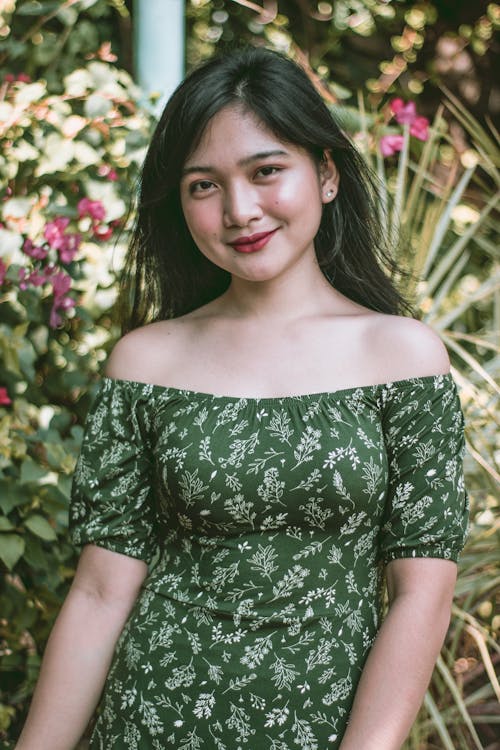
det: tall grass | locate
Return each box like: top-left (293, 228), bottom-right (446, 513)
top-left (357, 94), bottom-right (500, 749)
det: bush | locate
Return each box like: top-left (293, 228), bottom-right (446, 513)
top-left (0, 59), bottom-right (154, 743)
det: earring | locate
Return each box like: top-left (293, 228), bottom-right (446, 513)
top-left (326, 189), bottom-right (335, 198)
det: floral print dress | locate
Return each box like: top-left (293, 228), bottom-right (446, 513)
top-left (69, 372), bottom-right (469, 750)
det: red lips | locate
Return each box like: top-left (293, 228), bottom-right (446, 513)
top-left (229, 228), bottom-right (279, 253)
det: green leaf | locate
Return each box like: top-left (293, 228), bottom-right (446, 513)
top-left (0, 484), bottom-right (31, 514)
top-left (0, 534), bottom-right (25, 570)
top-left (24, 514), bottom-right (57, 541)
top-left (45, 442), bottom-right (69, 470)
top-left (0, 517), bottom-right (15, 531)
top-left (20, 458), bottom-right (50, 485)
top-left (23, 535), bottom-right (50, 571)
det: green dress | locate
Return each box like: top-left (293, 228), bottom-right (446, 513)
top-left (69, 372), bottom-right (469, 750)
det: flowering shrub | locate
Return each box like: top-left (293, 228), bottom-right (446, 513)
top-left (0, 60), bottom-right (155, 741)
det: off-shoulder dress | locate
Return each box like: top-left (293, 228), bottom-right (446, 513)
top-left (69, 372), bottom-right (469, 750)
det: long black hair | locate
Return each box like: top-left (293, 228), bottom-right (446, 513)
top-left (119, 46), bottom-right (413, 332)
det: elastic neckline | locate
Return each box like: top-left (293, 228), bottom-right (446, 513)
top-left (101, 371), bottom-right (453, 405)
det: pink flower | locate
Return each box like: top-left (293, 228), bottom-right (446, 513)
top-left (30, 271), bottom-right (47, 287)
top-left (43, 218), bottom-right (80, 262)
top-left (410, 115), bottom-right (429, 141)
top-left (93, 224), bottom-right (114, 241)
top-left (97, 165), bottom-right (118, 181)
top-left (18, 268), bottom-right (27, 290)
top-left (23, 238), bottom-right (48, 260)
top-left (51, 270), bottom-right (72, 299)
top-left (379, 135), bottom-right (405, 157)
top-left (0, 259), bottom-right (7, 286)
top-left (19, 268), bottom-right (47, 289)
top-left (49, 271), bottom-right (76, 328)
top-left (389, 98), bottom-right (430, 142)
top-left (77, 198), bottom-right (106, 222)
top-left (58, 232), bottom-right (81, 264)
top-left (17, 73), bottom-right (31, 83)
top-left (44, 217), bottom-right (70, 250)
top-left (0, 387), bottom-right (11, 406)
top-left (50, 297), bottom-right (75, 328)
top-left (390, 98), bottom-right (417, 125)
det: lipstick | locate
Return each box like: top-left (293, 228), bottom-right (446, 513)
top-left (229, 228), bottom-right (278, 253)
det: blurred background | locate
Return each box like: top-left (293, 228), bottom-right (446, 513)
top-left (0, 1), bottom-right (499, 748)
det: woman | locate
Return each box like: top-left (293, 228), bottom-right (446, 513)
top-left (17, 47), bottom-right (469, 750)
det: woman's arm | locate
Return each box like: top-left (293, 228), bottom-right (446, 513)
top-left (338, 557), bottom-right (457, 750)
top-left (15, 545), bottom-right (148, 750)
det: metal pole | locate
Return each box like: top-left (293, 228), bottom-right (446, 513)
top-left (133, 0), bottom-right (185, 116)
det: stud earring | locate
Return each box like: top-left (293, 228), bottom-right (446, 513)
top-left (326, 189), bottom-right (335, 198)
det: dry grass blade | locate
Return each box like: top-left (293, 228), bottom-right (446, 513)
top-left (443, 334), bottom-right (500, 395)
top-left (423, 691), bottom-right (456, 750)
top-left (440, 85), bottom-right (500, 164)
top-left (420, 166), bottom-right (476, 279)
top-left (435, 655), bottom-right (485, 749)
top-left (432, 275), bottom-right (500, 332)
top-left (422, 193), bottom-right (500, 301)
top-left (465, 625), bottom-right (500, 703)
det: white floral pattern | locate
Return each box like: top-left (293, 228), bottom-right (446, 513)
top-left (69, 373), bottom-right (469, 749)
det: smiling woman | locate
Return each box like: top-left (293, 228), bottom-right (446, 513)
top-left (119, 46), bottom-right (412, 328)
top-left (15, 47), bottom-right (469, 750)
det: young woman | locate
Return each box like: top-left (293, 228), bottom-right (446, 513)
top-left (17, 47), bottom-right (469, 750)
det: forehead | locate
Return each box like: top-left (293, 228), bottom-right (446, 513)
top-left (185, 106), bottom-right (286, 166)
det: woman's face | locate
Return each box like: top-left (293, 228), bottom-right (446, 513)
top-left (180, 106), bottom-right (338, 283)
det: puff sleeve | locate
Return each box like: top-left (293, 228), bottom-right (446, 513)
top-left (377, 373), bottom-right (469, 564)
top-left (69, 377), bottom-right (158, 563)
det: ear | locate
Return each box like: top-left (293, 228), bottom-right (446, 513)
top-left (319, 150), bottom-right (340, 203)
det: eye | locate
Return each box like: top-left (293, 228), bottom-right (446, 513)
top-left (255, 165), bottom-right (280, 178)
top-left (189, 179), bottom-right (216, 194)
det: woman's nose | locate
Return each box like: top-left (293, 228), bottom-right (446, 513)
top-left (223, 183), bottom-right (263, 228)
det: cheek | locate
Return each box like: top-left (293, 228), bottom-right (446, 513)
top-left (271, 171), bottom-right (322, 219)
top-left (183, 203), bottom-right (218, 242)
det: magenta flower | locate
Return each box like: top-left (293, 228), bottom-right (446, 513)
top-left (23, 238), bottom-right (48, 260)
top-left (43, 218), bottom-right (80, 263)
top-left (77, 198), bottom-right (106, 222)
top-left (44, 217), bottom-right (70, 250)
top-left (58, 232), bottom-right (81, 264)
top-left (0, 387), bottom-right (11, 406)
top-left (49, 271), bottom-right (76, 328)
top-left (19, 268), bottom-right (47, 289)
top-left (410, 115), bottom-right (430, 141)
top-left (379, 134), bottom-right (405, 157)
top-left (390, 98), bottom-right (417, 125)
top-left (97, 165), bottom-right (118, 181)
top-left (51, 270), bottom-right (72, 299)
top-left (389, 97), bottom-right (430, 142)
top-left (0, 259), bottom-right (7, 286)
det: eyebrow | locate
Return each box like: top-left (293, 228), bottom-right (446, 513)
top-left (181, 149), bottom-right (289, 177)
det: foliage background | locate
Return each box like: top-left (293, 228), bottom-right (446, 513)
top-left (0, 0), bottom-right (498, 748)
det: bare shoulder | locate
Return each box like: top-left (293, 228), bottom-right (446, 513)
top-left (364, 314), bottom-right (450, 380)
top-left (104, 319), bottom-right (183, 382)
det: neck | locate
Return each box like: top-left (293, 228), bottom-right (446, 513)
top-left (217, 256), bottom-right (345, 323)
